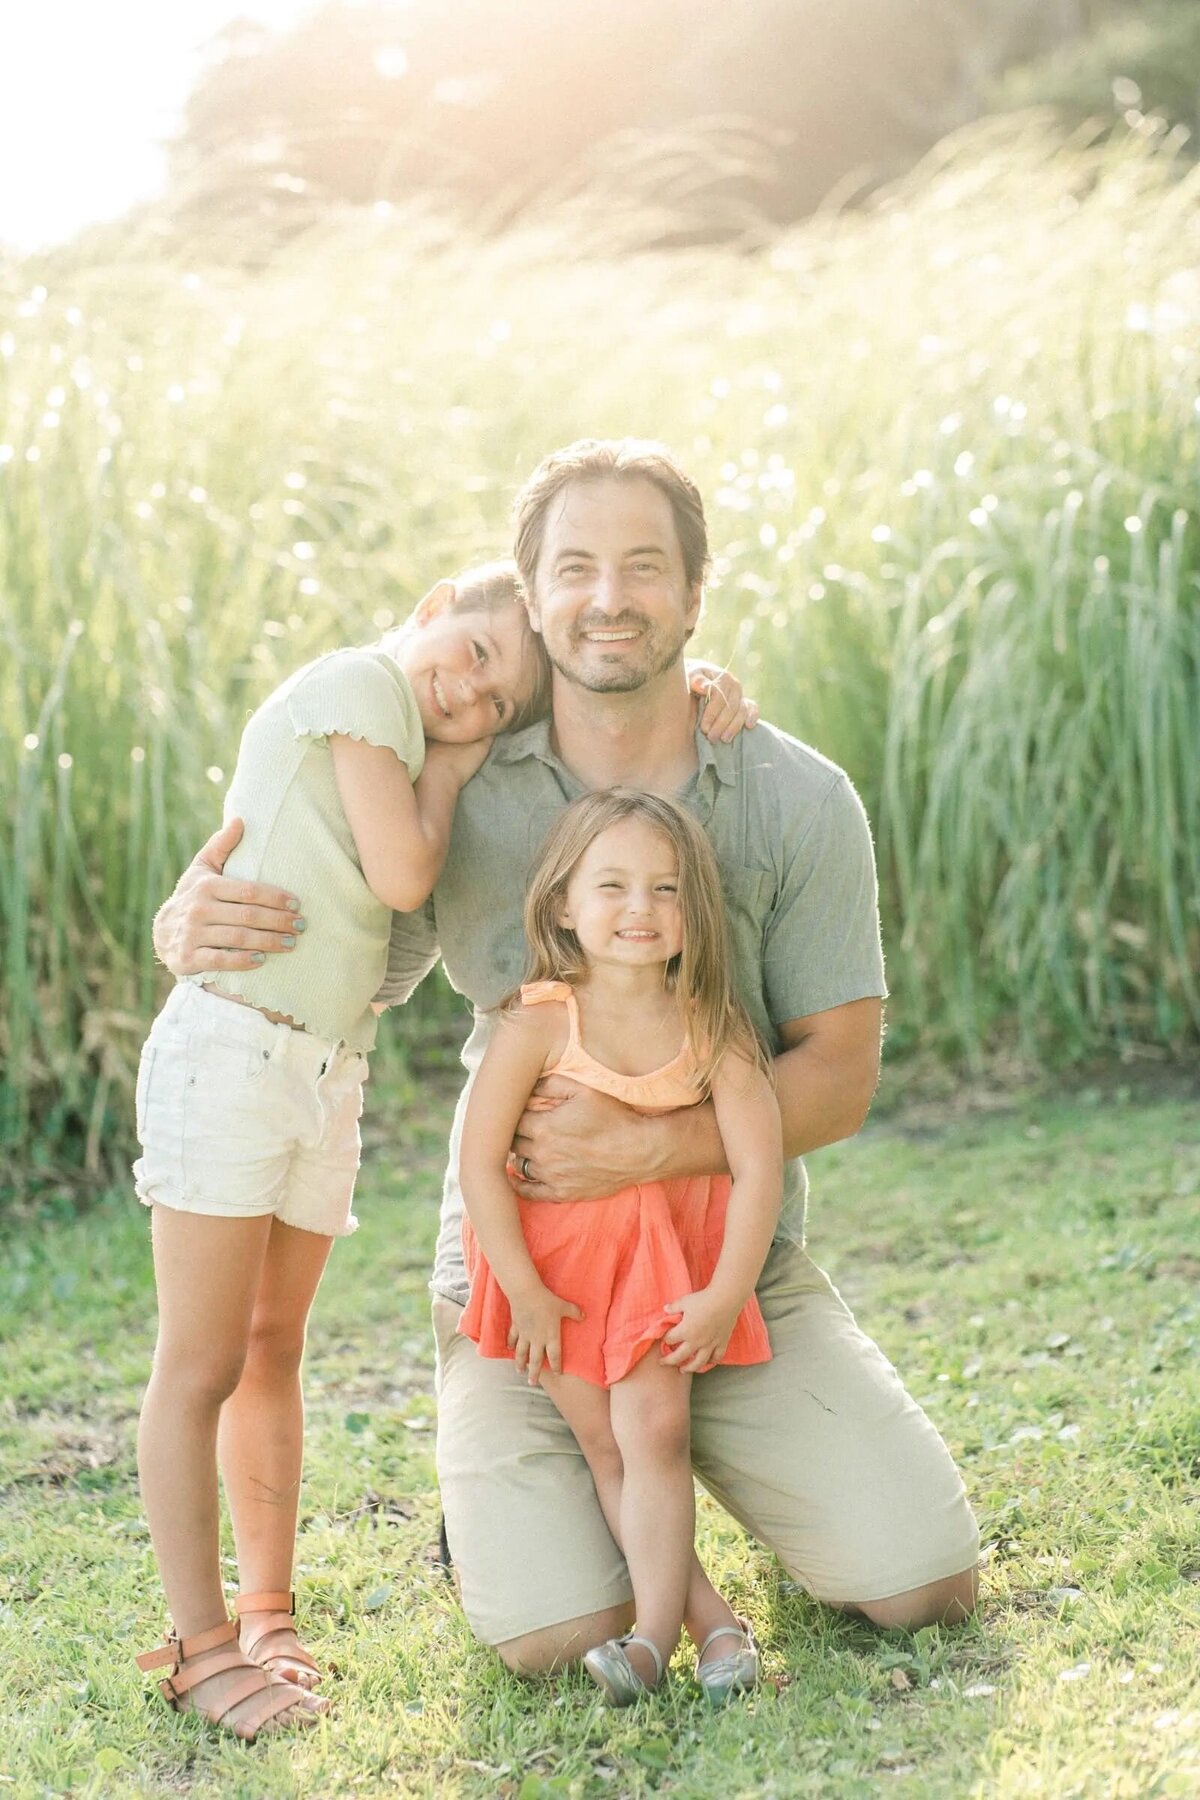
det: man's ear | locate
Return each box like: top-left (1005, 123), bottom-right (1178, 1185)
top-left (683, 581), bottom-right (703, 640)
top-left (413, 579), bottom-right (456, 626)
top-left (523, 587), bottom-right (543, 636)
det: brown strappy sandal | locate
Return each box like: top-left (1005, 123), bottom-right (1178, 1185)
top-left (236, 1590), bottom-right (322, 1689)
top-left (136, 1617), bottom-right (324, 1741)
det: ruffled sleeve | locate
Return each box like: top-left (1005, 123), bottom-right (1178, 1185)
top-left (520, 980), bottom-right (573, 1007)
top-left (286, 649), bottom-right (425, 778)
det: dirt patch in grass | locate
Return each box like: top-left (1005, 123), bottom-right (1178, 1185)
top-left (3, 1404), bottom-right (134, 1488)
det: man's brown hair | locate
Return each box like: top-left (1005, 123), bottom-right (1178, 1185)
top-left (512, 439), bottom-right (710, 596)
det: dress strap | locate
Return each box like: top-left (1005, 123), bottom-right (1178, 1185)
top-left (519, 980), bottom-right (573, 1008)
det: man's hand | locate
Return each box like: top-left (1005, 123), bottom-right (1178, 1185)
top-left (510, 1077), bottom-right (655, 1200)
top-left (659, 1285), bottom-right (742, 1373)
top-left (506, 1282), bottom-right (585, 1385)
top-left (152, 817), bottom-right (304, 977)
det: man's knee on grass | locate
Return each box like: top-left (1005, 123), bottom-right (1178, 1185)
top-left (847, 1567), bottom-right (980, 1630)
top-left (495, 1602), bottom-right (636, 1677)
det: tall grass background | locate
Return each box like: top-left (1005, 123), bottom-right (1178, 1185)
top-left (3, 117), bottom-right (1198, 1184)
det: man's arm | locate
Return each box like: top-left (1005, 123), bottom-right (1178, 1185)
top-left (153, 818), bottom-right (304, 975)
top-left (510, 995), bottom-right (882, 1199)
top-left (152, 815), bottom-right (441, 1005)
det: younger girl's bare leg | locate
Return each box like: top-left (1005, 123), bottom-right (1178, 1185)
top-left (137, 1208), bottom-right (318, 1729)
top-left (544, 1356), bottom-right (695, 1686)
top-left (607, 1354), bottom-right (695, 1682)
top-left (683, 1558), bottom-right (746, 1670)
top-left (538, 1372), bottom-right (625, 1547)
top-left (218, 1218), bottom-right (333, 1687)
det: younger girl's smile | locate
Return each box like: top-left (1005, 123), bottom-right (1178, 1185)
top-left (558, 817), bottom-right (685, 968)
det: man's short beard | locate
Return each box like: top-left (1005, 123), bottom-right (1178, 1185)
top-left (548, 654), bottom-right (654, 694)
top-left (546, 622), bottom-right (688, 693)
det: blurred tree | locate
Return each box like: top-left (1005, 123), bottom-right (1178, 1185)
top-left (994, 0), bottom-right (1200, 138)
top-left (165, 0), bottom-right (1100, 247)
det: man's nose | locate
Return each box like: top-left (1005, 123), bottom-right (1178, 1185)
top-left (590, 568), bottom-right (625, 614)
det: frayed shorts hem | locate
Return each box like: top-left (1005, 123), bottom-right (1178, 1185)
top-left (137, 1187), bottom-right (358, 1238)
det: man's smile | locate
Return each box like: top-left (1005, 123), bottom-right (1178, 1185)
top-left (572, 611), bottom-right (649, 649)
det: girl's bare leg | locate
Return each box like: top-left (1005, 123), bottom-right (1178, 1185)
top-left (138, 1208), bottom-right (317, 1727)
top-left (139, 1209), bottom-right (272, 1634)
top-left (538, 1372), bottom-right (626, 1544)
top-left (683, 1559), bottom-right (745, 1670)
top-left (218, 1217), bottom-right (333, 1687)
top-left (544, 1355), bottom-right (695, 1686)
top-left (607, 1354), bottom-right (695, 1681)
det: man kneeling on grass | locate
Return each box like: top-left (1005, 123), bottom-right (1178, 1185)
top-left (155, 437), bottom-right (980, 1691)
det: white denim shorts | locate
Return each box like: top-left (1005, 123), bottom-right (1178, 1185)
top-left (133, 982), bottom-right (368, 1237)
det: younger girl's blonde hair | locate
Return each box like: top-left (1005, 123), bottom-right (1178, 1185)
top-left (520, 788), bottom-right (768, 1094)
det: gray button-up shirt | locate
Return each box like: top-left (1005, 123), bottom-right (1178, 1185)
top-left (377, 718), bottom-right (887, 1304)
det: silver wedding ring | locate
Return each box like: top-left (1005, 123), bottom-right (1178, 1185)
top-left (519, 1155), bottom-right (532, 1181)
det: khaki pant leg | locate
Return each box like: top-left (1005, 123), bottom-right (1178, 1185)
top-left (689, 1239), bottom-right (980, 1604)
top-left (432, 1296), bottom-right (633, 1646)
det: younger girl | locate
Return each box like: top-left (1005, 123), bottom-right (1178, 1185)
top-left (458, 789), bottom-right (783, 1707)
top-left (133, 563), bottom-right (549, 1741)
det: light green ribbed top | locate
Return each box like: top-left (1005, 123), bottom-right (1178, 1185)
top-left (191, 643), bottom-right (424, 1051)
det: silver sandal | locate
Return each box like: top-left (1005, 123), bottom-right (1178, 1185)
top-left (582, 1633), bottom-right (664, 1706)
top-left (695, 1616), bottom-right (760, 1707)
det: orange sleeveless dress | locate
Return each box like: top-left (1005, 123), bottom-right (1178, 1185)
top-left (458, 980), bottom-right (773, 1388)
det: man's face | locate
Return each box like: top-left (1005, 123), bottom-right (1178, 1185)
top-left (526, 477), bottom-right (702, 693)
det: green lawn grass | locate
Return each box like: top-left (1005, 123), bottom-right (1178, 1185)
top-left (1, 1066), bottom-right (1198, 1799)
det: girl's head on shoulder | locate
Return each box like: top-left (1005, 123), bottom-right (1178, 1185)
top-left (392, 560), bottom-right (551, 746)
top-left (522, 788), bottom-right (765, 1088)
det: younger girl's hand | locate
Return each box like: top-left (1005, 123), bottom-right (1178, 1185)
top-left (660, 1286), bottom-right (741, 1373)
top-left (687, 665), bottom-right (760, 744)
top-left (507, 1284), bottom-right (585, 1386)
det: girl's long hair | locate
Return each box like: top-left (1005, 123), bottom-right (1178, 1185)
top-left (520, 788), bottom-right (769, 1094)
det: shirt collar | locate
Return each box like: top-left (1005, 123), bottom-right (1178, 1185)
top-left (489, 717), bottom-right (557, 767)
top-left (491, 717), bottom-right (740, 787)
